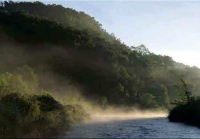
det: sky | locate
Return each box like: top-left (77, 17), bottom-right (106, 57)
top-left (15, 0), bottom-right (200, 67)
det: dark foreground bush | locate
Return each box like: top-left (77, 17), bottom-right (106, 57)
top-left (0, 93), bottom-right (70, 138)
top-left (168, 97), bottom-right (200, 127)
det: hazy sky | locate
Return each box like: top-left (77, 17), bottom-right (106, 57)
top-left (16, 0), bottom-right (200, 67)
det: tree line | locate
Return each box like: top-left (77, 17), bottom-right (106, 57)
top-left (0, 1), bottom-right (200, 109)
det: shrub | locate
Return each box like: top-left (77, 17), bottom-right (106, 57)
top-left (0, 66), bottom-right (91, 137)
top-left (0, 93), bottom-right (70, 138)
top-left (0, 93), bottom-right (30, 137)
top-left (168, 79), bottom-right (200, 127)
top-left (168, 97), bottom-right (200, 127)
top-left (65, 104), bottom-right (90, 124)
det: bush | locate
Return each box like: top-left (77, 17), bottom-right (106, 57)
top-left (168, 97), bottom-right (200, 127)
top-left (0, 66), bottom-right (71, 138)
top-left (0, 72), bottom-right (30, 97)
top-left (168, 79), bottom-right (200, 127)
top-left (0, 93), bottom-right (30, 137)
top-left (0, 66), bottom-right (92, 137)
top-left (65, 104), bottom-right (90, 124)
top-left (31, 94), bottom-right (63, 112)
top-left (0, 93), bottom-right (70, 138)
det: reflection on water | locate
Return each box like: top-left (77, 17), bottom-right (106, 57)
top-left (65, 117), bottom-right (200, 138)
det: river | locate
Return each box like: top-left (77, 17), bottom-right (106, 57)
top-left (66, 117), bottom-right (200, 138)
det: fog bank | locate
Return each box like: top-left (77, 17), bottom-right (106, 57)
top-left (88, 109), bottom-right (167, 123)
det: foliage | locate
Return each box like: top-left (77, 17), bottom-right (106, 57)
top-left (2, 0), bottom-right (200, 135)
top-left (168, 79), bottom-right (200, 127)
top-left (168, 96), bottom-right (200, 127)
top-left (100, 96), bottom-right (108, 109)
top-left (172, 78), bottom-right (192, 105)
top-left (1, 1), bottom-right (200, 110)
top-left (14, 65), bottom-right (39, 91)
top-left (0, 66), bottom-right (89, 138)
top-left (65, 104), bottom-right (90, 124)
top-left (0, 92), bottom-right (69, 138)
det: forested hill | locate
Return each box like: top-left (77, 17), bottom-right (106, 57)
top-left (1, 1), bottom-right (200, 108)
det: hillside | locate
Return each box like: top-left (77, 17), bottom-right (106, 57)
top-left (1, 1), bottom-right (200, 109)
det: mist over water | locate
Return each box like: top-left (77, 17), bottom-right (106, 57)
top-left (88, 109), bottom-right (167, 124)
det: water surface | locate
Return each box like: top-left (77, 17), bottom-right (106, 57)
top-left (66, 117), bottom-right (200, 138)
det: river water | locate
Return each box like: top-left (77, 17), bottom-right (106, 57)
top-left (66, 117), bottom-right (200, 138)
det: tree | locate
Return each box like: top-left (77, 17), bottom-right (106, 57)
top-left (131, 44), bottom-right (150, 55)
top-left (161, 84), bottom-right (170, 108)
top-left (100, 96), bottom-right (108, 109)
top-left (173, 78), bottom-right (192, 105)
